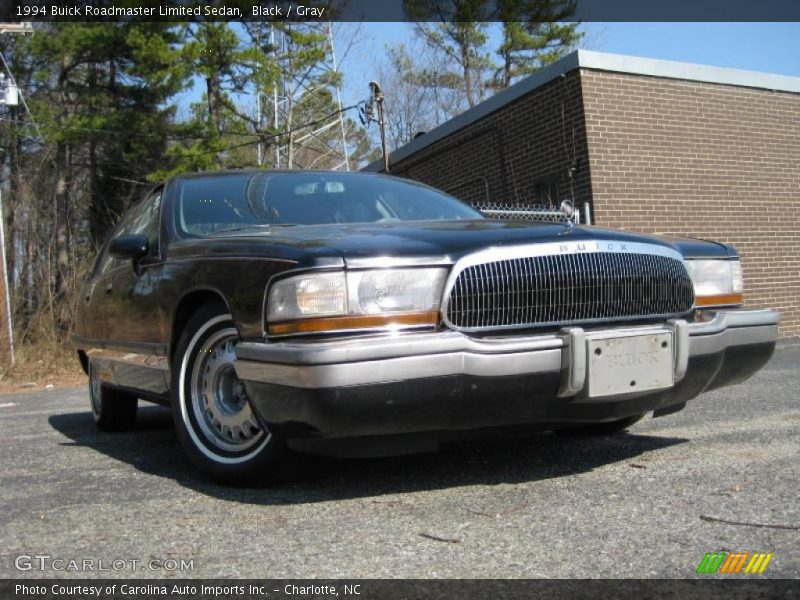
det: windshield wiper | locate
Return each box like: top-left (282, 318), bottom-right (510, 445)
top-left (213, 224), bottom-right (273, 235)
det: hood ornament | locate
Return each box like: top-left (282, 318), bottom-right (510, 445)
top-left (559, 200), bottom-right (575, 235)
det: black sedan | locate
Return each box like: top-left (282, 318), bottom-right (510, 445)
top-left (73, 170), bottom-right (778, 483)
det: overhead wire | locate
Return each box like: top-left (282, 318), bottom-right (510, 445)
top-left (159, 102), bottom-right (364, 158)
top-left (0, 102), bottom-right (365, 163)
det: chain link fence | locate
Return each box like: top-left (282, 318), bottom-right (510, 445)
top-left (469, 201), bottom-right (589, 225)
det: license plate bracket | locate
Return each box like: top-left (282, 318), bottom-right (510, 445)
top-left (586, 331), bottom-right (674, 398)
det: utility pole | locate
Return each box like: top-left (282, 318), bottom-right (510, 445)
top-left (0, 22), bottom-right (31, 370)
top-left (369, 81), bottom-right (389, 173)
top-left (271, 25), bottom-right (280, 169)
top-left (327, 23), bottom-right (350, 171)
top-left (0, 186), bottom-right (13, 369)
top-left (255, 28), bottom-right (263, 167)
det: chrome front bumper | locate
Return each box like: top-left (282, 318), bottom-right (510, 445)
top-left (234, 309), bottom-right (778, 438)
top-left (234, 309), bottom-right (779, 391)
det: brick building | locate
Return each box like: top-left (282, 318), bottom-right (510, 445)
top-left (364, 51), bottom-right (800, 338)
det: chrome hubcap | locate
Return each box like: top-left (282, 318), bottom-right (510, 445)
top-left (190, 329), bottom-right (264, 452)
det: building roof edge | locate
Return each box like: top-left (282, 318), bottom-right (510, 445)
top-left (363, 50), bottom-right (800, 172)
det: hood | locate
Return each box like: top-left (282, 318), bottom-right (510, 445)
top-left (200, 219), bottom-right (719, 267)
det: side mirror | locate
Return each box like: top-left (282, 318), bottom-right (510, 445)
top-left (109, 234), bottom-right (149, 260)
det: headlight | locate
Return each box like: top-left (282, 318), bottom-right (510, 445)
top-left (684, 259), bottom-right (744, 307)
top-left (267, 268), bottom-right (447, 335)
top-left (268, 272), bottom-right (346, 320)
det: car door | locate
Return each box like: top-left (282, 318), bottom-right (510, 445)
top-left (103, 188), bottom-right (169, 395)
top-left (81, 240), bottom-right (117, 342)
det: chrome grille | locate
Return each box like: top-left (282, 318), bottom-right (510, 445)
top-left (444, 248), bottom-right (694, 331)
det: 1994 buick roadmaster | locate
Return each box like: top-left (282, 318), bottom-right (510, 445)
top-left (73, 170), bottom-right (779, 483)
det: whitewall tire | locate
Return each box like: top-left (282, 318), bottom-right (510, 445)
top-left (171, 303), bottom-right (284, 484)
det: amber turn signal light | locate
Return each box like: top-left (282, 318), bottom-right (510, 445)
top-left (694, 293), bottom-right (744, 308)
top-left (268, 311), bottom-right (440, 335)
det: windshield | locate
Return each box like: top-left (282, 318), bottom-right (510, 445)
top-left (175, 172), bottom-right (482, 236)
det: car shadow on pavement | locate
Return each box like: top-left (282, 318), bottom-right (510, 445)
top-left (49, 404), bottom-right (688, 505)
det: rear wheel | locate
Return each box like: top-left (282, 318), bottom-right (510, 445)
top-left (88, 362), bottom-right (138, 431)
top-left (555, 414), bottom-right (645, 437)
top-left (171, 303), bottom-right (284, 484)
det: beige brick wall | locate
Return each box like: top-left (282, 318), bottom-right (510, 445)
top-left (581, 69), bottom-right (800, 337)
top-left (391, 70), bottom-right (593, 213)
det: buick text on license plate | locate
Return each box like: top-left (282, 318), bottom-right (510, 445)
top-left (587, 331), bottom-right (674, 398)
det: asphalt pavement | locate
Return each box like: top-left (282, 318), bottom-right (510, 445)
top-left (1, 345), bottom-right (798, 579)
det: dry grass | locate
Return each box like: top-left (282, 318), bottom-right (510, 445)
top-left (0, 341), bottom-right (85, 393)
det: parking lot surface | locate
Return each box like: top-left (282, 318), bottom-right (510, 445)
top-left (1, 345), bottom-right (798, 578)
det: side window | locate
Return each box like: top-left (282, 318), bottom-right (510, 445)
top-left (94, 189), bottom-right (162, 277)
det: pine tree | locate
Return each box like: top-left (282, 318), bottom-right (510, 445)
top-left (402, 0), bottom-right (583, 106)
top-left (405, 0), bottom-right (494, 109)
top-left (495, 0), bottom-right (582, 88)
top-left (13, 22), bottom-right (187, 334)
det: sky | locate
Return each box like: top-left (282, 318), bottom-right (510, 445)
top-left (583, 22), bottom-right (800, 75)
top-left (337, 21), bottom-right (800, 120)
top-left (351, 22), bottom-right (800, 82)
top-left (174, 21), bottom-right (800, 127)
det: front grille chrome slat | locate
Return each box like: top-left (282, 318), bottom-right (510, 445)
top-left (444, 248), bottom-right (695, 332)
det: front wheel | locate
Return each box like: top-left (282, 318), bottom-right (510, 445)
top-left (171, 303), bottom-right (284, 484)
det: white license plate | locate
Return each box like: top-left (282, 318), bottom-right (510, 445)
top-left (587, 331), bottom-right (674, 398)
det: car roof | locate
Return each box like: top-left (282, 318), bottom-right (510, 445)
top-left (172, 169), bottom-right (388, 182)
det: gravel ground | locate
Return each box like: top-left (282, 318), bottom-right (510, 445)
top-left (1, 345), bottom-right (798, 579)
